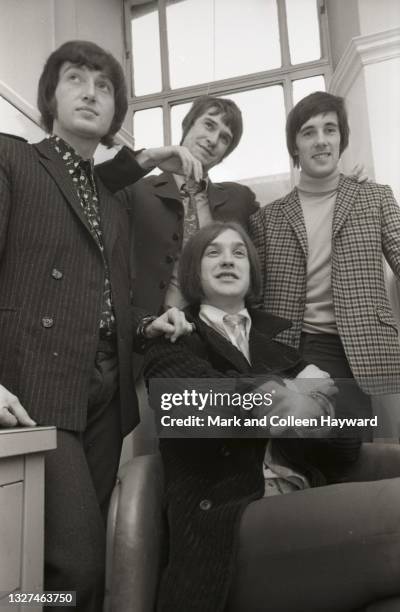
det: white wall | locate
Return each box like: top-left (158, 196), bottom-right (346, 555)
top-left (0, 0), bottom-right (126, 127)
top-left (0, 0), bottom-right (55, 110)
top-left (358, 0), bottom-right (400, 35)
top-left (327, 0), bottom-right (360, 68)
top-left (328, 0), bottom-right (400, 199)
top-left (364, 55), bottom-right (400, 196)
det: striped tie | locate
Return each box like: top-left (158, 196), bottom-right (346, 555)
top-left (223, 314), bottom-right (249, 361)
top-left (181, 179), bottom-right (205, 243)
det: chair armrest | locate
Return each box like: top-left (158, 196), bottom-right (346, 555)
top-left (104, 453), bottom-right (164, 612)
top-left (342, 442), bottom-right (400, 482)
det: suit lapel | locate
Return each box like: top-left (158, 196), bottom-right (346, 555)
top-left (207, 181), bottom-right (229, 214)
top-left (96, 180), bottom-right (119, 256)
top-left (34, 139), bottom-right (118, 255)
top-left (333, 175), bottom-right (359, 238)
top-left (281, 188), bottom-right (308, 257)
top-left (152, 173), bottom-right (230, 219)
top-left (34, 139), bottom-right (97, 242)
top-left (249, 309), bottom-right (301, 372)
top-left (195, 316), bottom-right (252, 373)
top-left (192, 309), bottom-right (299, 374)
top-left (152, 172), bottom-right (182, 202)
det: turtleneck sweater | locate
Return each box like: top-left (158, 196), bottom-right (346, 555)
top-left (297, 170), bottom-right (340, 335)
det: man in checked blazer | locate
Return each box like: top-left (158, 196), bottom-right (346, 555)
top-left (250, 91), bottom-right (400, 401)
top-left (0, 41), bottom-right (196, 611)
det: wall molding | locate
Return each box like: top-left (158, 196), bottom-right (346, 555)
top-left (0, 80), bottom-right (41, 125)
top-left (330, 27), bottom-right (400, 95)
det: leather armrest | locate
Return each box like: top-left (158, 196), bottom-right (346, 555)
top-left (104, 453), bottom-right (164, 612)
top-left (342, 442), bottom-right (400, 482)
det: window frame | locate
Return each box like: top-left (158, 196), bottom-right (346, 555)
top-left (123, 0), bottom-right (332, 182)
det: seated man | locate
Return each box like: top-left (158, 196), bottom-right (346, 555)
top-left (143, 221), bottom-right (400, 612)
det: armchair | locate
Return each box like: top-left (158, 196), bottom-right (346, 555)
top-left (104, 443), bottom-right (400, 612)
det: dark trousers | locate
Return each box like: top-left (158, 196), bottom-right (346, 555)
top-left (299, 332), bottom-right (372, 435)
top-left (44, 346), bottom-right (122, 612)
top-left (227, 444), bottom-right (400, 612)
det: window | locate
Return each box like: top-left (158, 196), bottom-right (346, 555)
top-left (125, 0), bottom-right (331, 198)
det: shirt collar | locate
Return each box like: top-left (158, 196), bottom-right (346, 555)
top-left (173, 173), bottom-right (209, 193)
top-left (199, 304), bottom-right (251, 339)
top-left (49, 135), bottom-right (94, 173)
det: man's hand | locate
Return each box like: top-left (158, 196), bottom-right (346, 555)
top-left (252, 379), bottom-right (336, 435)
top-left (144, 307), bottom-right (194, 343)
top-left (137, 146), bottom-right (203, 182)
top-left (350, 162), bottom-right (369, 183)
top-left (0, 384), bottom-right (36, 427)
top-left (296, 364), bottom-right (330, 379)
top-left (287, 369), bottom-right (338, 398)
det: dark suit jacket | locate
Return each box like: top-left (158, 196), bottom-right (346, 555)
top-left (0, 135), bottom-right (143, 434)
top-left (143, 306), bottom-right (361, 612)
top-left (96, 147), bottom-right (259, 314)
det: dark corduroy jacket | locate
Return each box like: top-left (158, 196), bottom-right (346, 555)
top-left (144, 306), bottom-right (361, 612)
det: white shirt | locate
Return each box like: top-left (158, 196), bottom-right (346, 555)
top-left (199, 304), bottom-right (251, 363)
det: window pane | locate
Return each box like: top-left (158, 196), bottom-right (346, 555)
top-left (286, 0), bottom-right (321, 64)
top-left (133, 107), bottom-right (163, 149)
top-left (211, 87), bottom-right (289, 185)
top-left (171, 102), bottom-right (192, 147)
top-left (166, 0), bottom-right (281, 89)
top-left (292, 75), bottom-right (325, 104)
top-left (0, 96), bottom-right (44, 142)
top-left (131, 2), bottom-right (161, 95)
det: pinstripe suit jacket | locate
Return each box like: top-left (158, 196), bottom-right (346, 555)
top-left (0, 135), bottom-right (141, 433)
top-left (249, 174), bottom-right (400, 393)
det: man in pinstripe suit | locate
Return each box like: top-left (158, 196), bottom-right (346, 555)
top-left (0, 41), bottom-right (197, 611)
top-left (250, 91), bottom-right (400, 411)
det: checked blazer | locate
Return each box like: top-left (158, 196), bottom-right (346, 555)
top-left (0, 135), bottom-right (143, 434)
top-left (249, 174), bottom-right (400, 394)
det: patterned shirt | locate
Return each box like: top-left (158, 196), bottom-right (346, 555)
top-left (50, 135), bottom-right (116, 338)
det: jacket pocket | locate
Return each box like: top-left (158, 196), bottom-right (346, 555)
top-left (376, 305), bottom-right (398, 333)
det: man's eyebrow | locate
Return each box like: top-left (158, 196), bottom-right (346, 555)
top-left (97, 71), bottom-right (112, 80)
top-left (300, 120), bottom-right (339, 133)
top-left (207, 240), bottom-right (246, 248)
top-left (203, 115), bottom-right (218, 126)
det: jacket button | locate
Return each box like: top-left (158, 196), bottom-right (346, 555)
top-left (42, 317), bottom-right (54, 328)
top-left (51, 268), bottom-right (63, 280)
top-left (166, 255), bottom-right (174, 264)
top-left (159, 280), bottom-right (166, 289)
top-left (199, 499), bottom-right (212, 511)
top-left (172, 233), bottom-right (179, 241)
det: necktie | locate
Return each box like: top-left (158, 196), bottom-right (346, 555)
top-left (223, 314), bottom-right (249, 361)
top-left (180, 180), bottom-right (205, 244)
